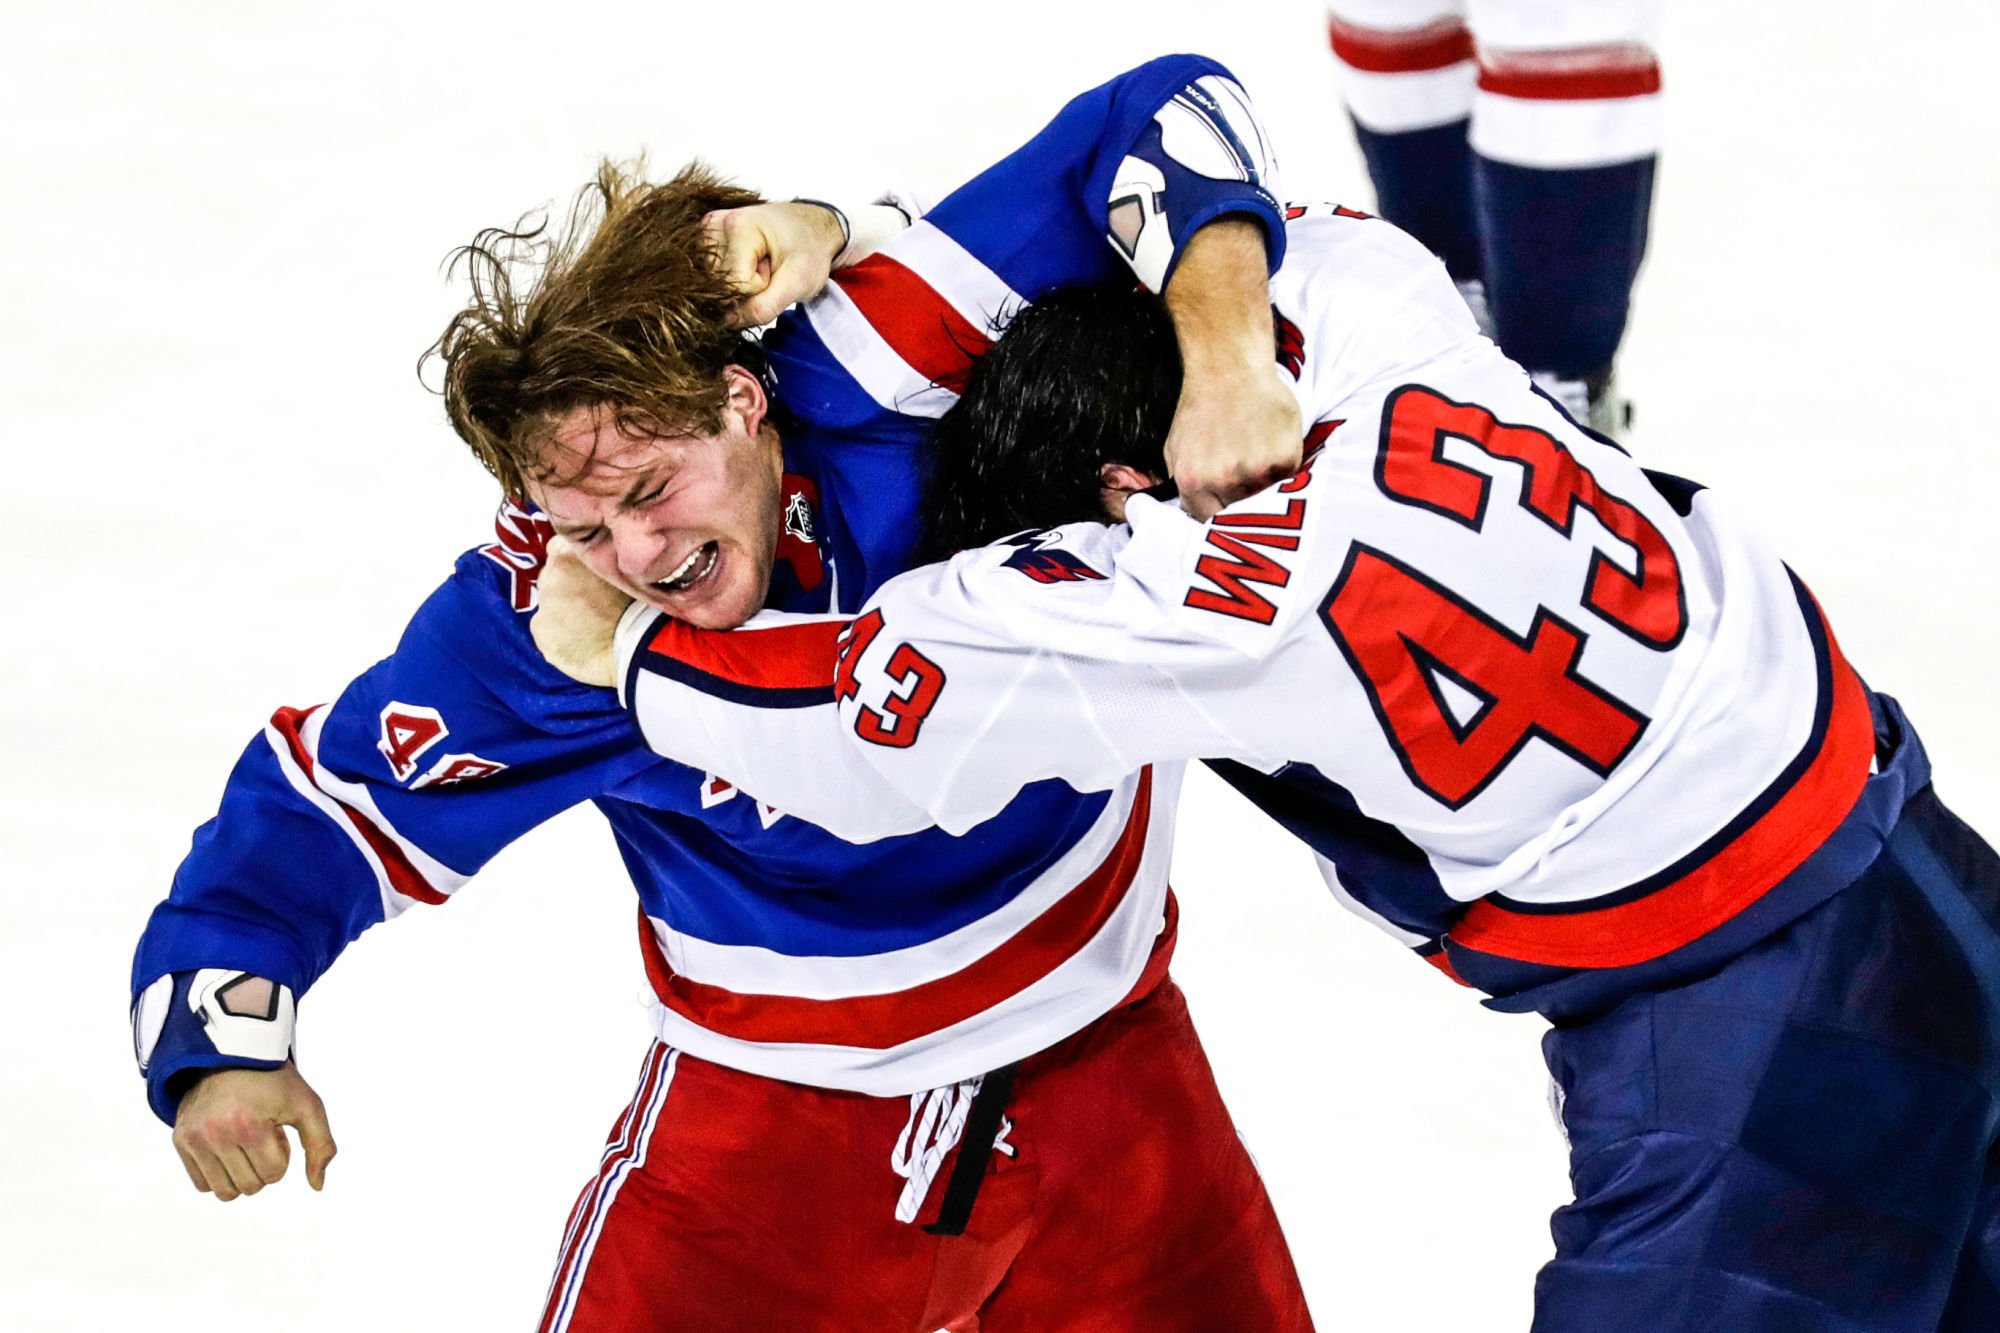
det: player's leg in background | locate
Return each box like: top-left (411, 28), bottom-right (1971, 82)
top-left (1534, 785), bottom-right (2000, 1332)
top-left (1325, 1), bottom-right (1486, 322)
top-left (1465, 0), bottom-right (1663, 434)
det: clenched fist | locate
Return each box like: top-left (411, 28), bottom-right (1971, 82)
top-left (532, 538), bottom-right (635, 688)
top-left (173, 1062), bottom-right (336, 1201)
top-left (703, 201), bottom-right (847, 329)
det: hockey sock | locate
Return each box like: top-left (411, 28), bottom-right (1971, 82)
top-left (1469, 43), bottom-right (1662, 382)
top-left (1352, 117), bottom-right (1482, 283)
top-left (1328, 11), bottom-right (1482, 282)
top-left (1475, 153), bottom-right (1654, 381)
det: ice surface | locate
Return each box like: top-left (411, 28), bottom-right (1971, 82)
top-left (4, 1), bottom-right (1995, 1328)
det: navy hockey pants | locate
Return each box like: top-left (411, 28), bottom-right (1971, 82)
top-left (1536, 784), bottom-right (2000, 1332)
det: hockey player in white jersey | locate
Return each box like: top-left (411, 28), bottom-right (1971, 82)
top-left (544, 202), bottom-right (2000, 1330)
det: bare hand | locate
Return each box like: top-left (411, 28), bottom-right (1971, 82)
top-left (532, 538), bottom-right (634, 687)
top-left (1162, 218), bottom-right (1303, 519)
top-left (173, 1063), bottom-right (335, 1200)
top-left (703, 201), bottom-right (847, 329)
top-left (1164, 362), bottom-right (1304, 521)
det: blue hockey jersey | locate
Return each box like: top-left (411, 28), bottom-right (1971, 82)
top-left (130, 54), bottom-right (1286, 1122)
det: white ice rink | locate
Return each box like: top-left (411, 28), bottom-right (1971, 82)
top-left (4, 1), bottom-right (1997, 1327)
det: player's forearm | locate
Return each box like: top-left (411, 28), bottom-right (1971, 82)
top-left (1158, 218), bottom-right (1302, 517)
top-left (1165, 219), bottom-right (1278, 385)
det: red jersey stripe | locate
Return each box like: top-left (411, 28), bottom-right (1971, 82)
top-left (637, 768), bottom-right (1157, 1048)
top-left (270, 705), bottom-right (450, 907)
top-left (1422, 948), bottom-right (1473, 988)
top-left (1446, 600), bottom-right (1874, 969)
top-left (834, 253), bottom-right (992, 394)
top-left (646, 617), bottom-right (849, 693)
top-left (1327, 17), bottom-right (1474, 75)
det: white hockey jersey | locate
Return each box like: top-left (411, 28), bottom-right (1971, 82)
top-left (620, 206), bottom-right (1911, 1015)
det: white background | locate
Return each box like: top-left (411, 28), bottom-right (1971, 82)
top-left (4, 1), bottom-right (1997, 1328)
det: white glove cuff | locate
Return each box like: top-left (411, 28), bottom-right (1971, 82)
top-left (188, 969), bottom-right (296, 1063)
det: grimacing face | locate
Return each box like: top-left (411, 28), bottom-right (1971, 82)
top-left (528, 365), bottom-right (785, 630)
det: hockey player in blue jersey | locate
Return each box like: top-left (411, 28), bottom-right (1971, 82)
top-left (130, 57), bottom-right (1326, 1332)
top-left (559, 203), bottom-right (2000, 1330)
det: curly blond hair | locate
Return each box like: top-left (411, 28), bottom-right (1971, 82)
top-left (428, 159), bottom-right (764, 496)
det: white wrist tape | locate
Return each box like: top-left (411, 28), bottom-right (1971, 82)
top-left (838, 204), bottom-right (919, 266)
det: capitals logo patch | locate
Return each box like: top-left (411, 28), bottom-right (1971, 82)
top-left (1000, 532), bottom-right (1106, 584)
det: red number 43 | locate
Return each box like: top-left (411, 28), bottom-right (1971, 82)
top-left (1323, 386), bottom-right (1684, 808)
top-left (834, 610), bottom-right (948, 750)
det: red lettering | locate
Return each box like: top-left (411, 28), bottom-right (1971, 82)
top-left (1213, 498), bottom-right (1306, 531)
top-left (1183, 499), bottom-right (1311, 624)
top-left (412, 753), bottom-right (508, 790)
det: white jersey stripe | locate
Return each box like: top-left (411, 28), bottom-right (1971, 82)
top-left (297, 705), bottom-right (470, 897)
top-left (263, 710), bottom-right (413, 919)
top-left (644, 766), bottom-right (1180, 1097)
top-left (801, 280), bottom-right (960, 419)
top-left (885, 221), bottom-right (1025, 344)
top-left (1469, 89), bottom-right (1662, 169)
top-left (652, 768), bottom-right (1151, 997)
top-left (543, 1045), bottom-right (680, 1333)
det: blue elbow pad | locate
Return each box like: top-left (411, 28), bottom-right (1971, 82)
top-left (1105, 74), bottom-right (1286, 291)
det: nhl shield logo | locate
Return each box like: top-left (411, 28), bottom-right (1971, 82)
top-left (784, 491), bottom-right (815, 545)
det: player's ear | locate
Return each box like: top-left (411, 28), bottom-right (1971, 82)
top-left (1099, 462), bottom-right (1161, 522)
top-left (1099, 462), bottom-right (1159, 496)
top-left (721, 363), bottom-right (770, 438)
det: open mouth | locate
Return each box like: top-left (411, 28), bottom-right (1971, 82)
top-left (653, 541), bottom-right (719, 597)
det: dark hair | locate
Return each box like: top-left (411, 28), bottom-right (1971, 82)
top-left (426, 159), bottom-right (765, 497)
top-left (920, 284), bottom-right (1181, 560)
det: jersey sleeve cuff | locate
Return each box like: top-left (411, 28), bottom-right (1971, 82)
top-left (615, 602), bottom-right (667, 709)
top-left (1104, 73), bottom-right (1287, 292)
top-left (134, 970), bottom-right (297, 1125)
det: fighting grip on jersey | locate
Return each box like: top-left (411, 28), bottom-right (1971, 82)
top-left (168, 200), bottom-right (1293, 1203)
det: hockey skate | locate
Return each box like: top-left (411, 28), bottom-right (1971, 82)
top-left (1531, 367), bottom-right (1632, 439)
top-left (1455, 278), bottom-right (1495, 340)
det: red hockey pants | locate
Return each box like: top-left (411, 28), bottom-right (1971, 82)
top-left (536, 971), bottom-right (1314, 1332)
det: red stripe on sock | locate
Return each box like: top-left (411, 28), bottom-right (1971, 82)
top-left (1328, 17), bottom-right (1474, 75)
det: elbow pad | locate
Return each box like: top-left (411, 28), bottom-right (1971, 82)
top-left (133, 970), bottom-right (297, 1124)
top-left (1106, 74), bottom-right (1286, 291)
